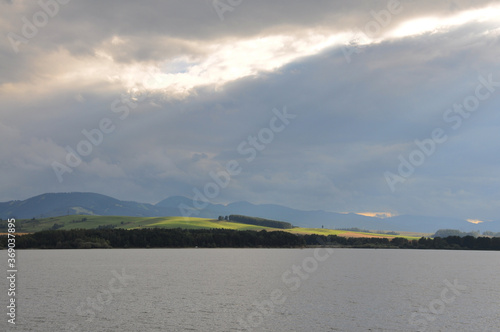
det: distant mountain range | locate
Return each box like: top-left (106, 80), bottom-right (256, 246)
top-left (1, 192), bottom-right (498, 233)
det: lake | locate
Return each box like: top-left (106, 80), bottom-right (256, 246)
top-left (1, 248), bottom-right (499, 331)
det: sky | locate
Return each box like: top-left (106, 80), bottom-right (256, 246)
top-left (1, 0), bottom-right (500, 222)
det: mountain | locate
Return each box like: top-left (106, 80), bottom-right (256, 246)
top-left (158, 196), bottom-right (499, 232)
top-left (1, 192), bottom-right (499, 233)
top-left (0, 192), bottom-right (162, 219)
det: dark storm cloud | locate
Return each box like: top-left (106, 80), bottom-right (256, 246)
top-left (1, 0), bottom-right (500, 221)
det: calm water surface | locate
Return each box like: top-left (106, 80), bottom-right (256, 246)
top-left (1, 249), bottom-right (499, 331)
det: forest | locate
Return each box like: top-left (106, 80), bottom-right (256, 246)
top-left (225, 215), bottom-right (294, 229)
top-left (2, 228), bottom-right (500, 250)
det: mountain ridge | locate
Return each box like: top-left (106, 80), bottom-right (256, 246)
top-left (1, 192), bottom-right (498, 233)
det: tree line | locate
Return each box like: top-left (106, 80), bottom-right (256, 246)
top-left (432, 229), bottom-right (500, 238)
top-left (432, 229), bottom-right (480, 238)
top-left (303, 234), bottom-right (500, 250)
top-left (0, 228), bottom-right (303, 249)
top-left (225, 214), bottom-right (294, 229)
top-left (1, 228), bottom-right (500, 250)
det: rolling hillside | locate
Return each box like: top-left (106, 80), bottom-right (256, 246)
top-left (2, 192), bottom-right (498, 233)
top-left (2, 215), bottom-right (421, 239)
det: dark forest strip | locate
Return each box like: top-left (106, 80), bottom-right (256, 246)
top-left (1, 229), bottom-right (500, 250)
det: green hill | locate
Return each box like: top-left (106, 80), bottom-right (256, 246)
top-left (4, 215), bottom-right (278, 233)
top-left (227, 214), bottom-right (293, 229)
top-left (2, 215), bottom-right (420, 239)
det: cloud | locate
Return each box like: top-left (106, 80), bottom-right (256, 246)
top-left (356, 212), bottom-right (396, 218)
top-left (1, 0), bottom-right (500, 223)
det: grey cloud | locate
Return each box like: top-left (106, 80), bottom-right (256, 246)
top-left (2, 0), bottom-right (500, 222)
top-left (2, 0), bottom-right (497, 81)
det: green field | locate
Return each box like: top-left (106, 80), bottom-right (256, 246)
top-left (286, 228), bottom-right (353, 236)
top-left (9, 215), bottom-right (421, 239)
top-left (13, 215), bottom-right (275, 232)
top-left (285, 227), bottom-right (421, 239)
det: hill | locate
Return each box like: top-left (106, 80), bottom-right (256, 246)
top-left (1, 215), bottom-right (420, 239)
top-left (227, 215), bottom-right (294, 229)
top-left (2, 192), bottom-right (499, 233)
top-left (4, 215), bottom-right (274, 233)
top-left (0, 192), bottom-right (163, 219)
